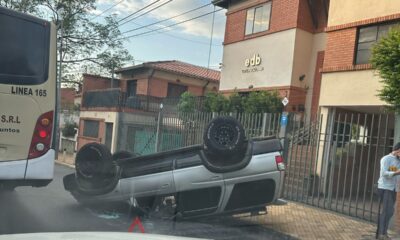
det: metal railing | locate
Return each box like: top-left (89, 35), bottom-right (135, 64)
top-left (116, 111), bottom-right (283, 156)
top-left (283, 112), bottom-right (395, 222)
top-left (81, 89), bottom-right (206, 113)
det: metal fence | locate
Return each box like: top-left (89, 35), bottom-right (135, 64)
top-left (81, 89), bottom-right (205, 113)
top-left (115, 111), bottom-right (283, 156)
top-left (283, 112), bottom-right (395, 222)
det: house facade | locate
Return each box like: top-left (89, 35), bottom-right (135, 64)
top-left (213, 0), bottom-right (329, 119)
top-left (77, 61), bottom-right (220, 153)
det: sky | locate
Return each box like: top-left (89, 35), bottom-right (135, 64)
top-left (92, 0), bottom-right (227, 70)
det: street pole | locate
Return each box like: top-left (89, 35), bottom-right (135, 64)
top-left (111, 57), bottom-right (114, 88)
top-left (155, 103), bottom-right (164, 153)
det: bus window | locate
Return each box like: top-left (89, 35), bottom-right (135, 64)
top-left (0, 11), bottom-right (49, 85)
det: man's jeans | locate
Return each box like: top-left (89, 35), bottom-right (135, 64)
top-left (378, 189), bottom-right (397, 235)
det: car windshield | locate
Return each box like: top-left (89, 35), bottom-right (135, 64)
top-left (1, 1), bottom-right (400, 240)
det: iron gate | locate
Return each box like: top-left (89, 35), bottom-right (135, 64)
top-left (283, 111), bottom-right (395, 222)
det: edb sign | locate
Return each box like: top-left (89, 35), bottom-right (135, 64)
top-left (245, 54), bottom-right (262, 67)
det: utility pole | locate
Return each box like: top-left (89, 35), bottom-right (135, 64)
top-left (111, 56), bottom-right (114, 88)
top-left (155, 103), bottom-right (164, 152)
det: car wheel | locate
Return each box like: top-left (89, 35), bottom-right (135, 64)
top-left (75, 143), bottom-right (113, 180)
top-left (203, 116), bottom-right (246, 156)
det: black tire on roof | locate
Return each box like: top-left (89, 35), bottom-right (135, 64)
top-left (203, 116), bottom-right (246, 156)
top-left (75, 143), bottom-right (113, 180)
top-left (201, 116), bottom-right (251, 173)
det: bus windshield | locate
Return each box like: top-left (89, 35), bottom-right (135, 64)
top-left (0, 9), bottom-right (50, 85)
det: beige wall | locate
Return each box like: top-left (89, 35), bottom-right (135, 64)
top-left (79, 111), bottom-right (118, 152)
top-left (328, 0), bottom-right (400, 26)
top-left (291, 30), bottom-right (326, 119)
top-left (219, 28), bottom-right (296, 91)
top-left (319, 70), bottom-right (386, 107)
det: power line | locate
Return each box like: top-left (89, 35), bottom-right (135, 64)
top-left (117, 0), bottom-right (161, 24)
top-left (90, 0), bottom-right (124, 20)
top-left (118, 0), bottom-right (173, 28)
top-left (121, 2), bottom-right (211, 35)
top-left (123, 21), bottom-right (221, 46)
top-left (118, 8), bottom-right (223, 41)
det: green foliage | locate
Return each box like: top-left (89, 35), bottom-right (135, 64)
top-left (204, 92), bottom-right (231, 113)
top-left (178, 91), bottom-right (283, 114)
top-left (242, 91), bottom-right (284, 113)
top-left (62, 121), bottom-right (78, 137)
top-left (228, 92), bottom-right (244, 113)
top-left (370, 26), bottom-right (400, 112)
top-left (178, 92), bottom-right (196, 113)
top-left (0, 0), bottom-right (133, 84)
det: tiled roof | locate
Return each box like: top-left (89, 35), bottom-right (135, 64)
top-left (116, 60), bottom-right (220, 82)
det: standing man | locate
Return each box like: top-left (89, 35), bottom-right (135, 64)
top-left (377, 142), bottom-right (400, 239)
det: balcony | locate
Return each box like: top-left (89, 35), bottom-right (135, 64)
top-left (81, 89), bottom-right (204, 113)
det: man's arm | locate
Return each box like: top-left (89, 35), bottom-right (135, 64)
top-left (382, 157), bottom-right (397, 178)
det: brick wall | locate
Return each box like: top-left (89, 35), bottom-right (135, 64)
top-left (82, 74), bottom-right (120, 93)
top-left (297, 0), bottom-right (327, 33)
top-left (223, 0), bottom-right (327, 45)
top-left (188, 85), bottom-right (204, 96)
top-left (136, 79), bottom-right (148, 95)
top-left (149, 78), bottom-right (168, 98)
top-left (60, 88), bottom-right (75, 108)
top-left (310, 51), bottom-right (325, 120)
top-left (224, 0), bottom-right (299, 45)
top-left (323, 28), bottom-right (357, 70)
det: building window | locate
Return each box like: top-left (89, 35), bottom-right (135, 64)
top-left (245, 3), bottom-right (272, 35)
top-left (356, 22), bottom-right (399, 64)
top-left (83, 120), bottom-right (99, 138)
top-left (167, 83), bottom-right (188, 98)
top-left (127, 80), bottom-right (137, 97)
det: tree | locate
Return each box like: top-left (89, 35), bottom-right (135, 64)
top-left (204, 92), bottom-right (231, 113)
top-left (178, 92), bottom-right (196, 113)
top-left (242, 91), bottom-right (283, 113)
top-left (371, 27), bottom-right (400, 112)
top-left (178, 91), bottom-right (283, 114)
top-left (0, 0), bottom-right (133, 87)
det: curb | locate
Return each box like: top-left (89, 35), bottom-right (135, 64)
top-left (55, 160), bottom-right (75, 169)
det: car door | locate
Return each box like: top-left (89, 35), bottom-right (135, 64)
top-left (119, 155), bottom-right (175, 198)
top-left (173, 152), bottom-right (224, 217)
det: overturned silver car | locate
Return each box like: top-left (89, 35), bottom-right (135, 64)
top-left (63, 116), bottom-right (285, 219)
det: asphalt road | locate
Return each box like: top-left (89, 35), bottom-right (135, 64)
top-left (0, 164), bottom-right (295, 240)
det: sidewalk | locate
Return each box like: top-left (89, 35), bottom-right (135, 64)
top-left (236, 201), bottom-right (399, 240)
top-left (55, 152), bottom-right (75, 168)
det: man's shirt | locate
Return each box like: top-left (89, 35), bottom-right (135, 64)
top-left (378, 153), bottom-right (400, 191)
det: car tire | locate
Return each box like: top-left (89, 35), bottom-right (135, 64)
top-left (203, 116), bottom-right (246, 156)
top-left (75, 143), bottom-right (113, 180)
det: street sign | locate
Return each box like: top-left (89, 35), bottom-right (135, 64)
top-left (282, 97), bottom-right (289, 106)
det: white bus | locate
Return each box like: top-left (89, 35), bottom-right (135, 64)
top-left (0, 6), bottom-right (57, 190)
